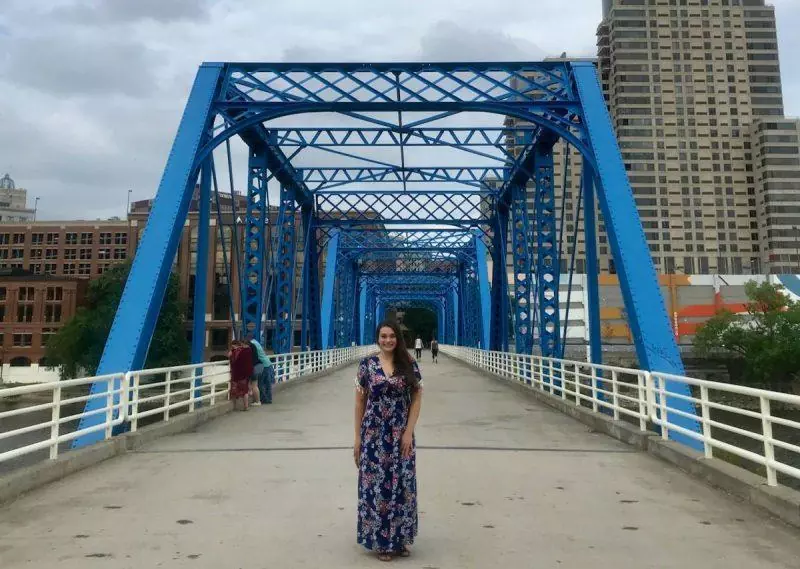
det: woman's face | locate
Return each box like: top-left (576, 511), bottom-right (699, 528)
top-left (377, 327), bottom-right (397, 353)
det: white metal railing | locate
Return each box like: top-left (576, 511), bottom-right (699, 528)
top-left (0, 345), bottom-right (374, 466)
top-left (441, 345), bottom-right (800, 488)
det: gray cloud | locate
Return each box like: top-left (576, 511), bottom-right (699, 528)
top-left (1, 33), bottom-right (158, 96)
top-left (0, 0), bottom-right (798, 222)
top-left (53, 0), bottom-right (212, 24)
top-left (419, 21), bottom-right (545, 62)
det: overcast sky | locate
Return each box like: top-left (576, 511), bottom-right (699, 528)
top-left (1, 0), bottom-right (799, 221)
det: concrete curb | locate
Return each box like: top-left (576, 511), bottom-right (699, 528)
top-left (446, 354), bottom-right (800, 529)
top-left (0, 358), bottom-right (363, 507)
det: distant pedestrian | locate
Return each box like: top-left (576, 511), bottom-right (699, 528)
top-left (228, 340), bottom-right (253, 411)
top-left (248, 334), bottom-right (274, 404)
top-left (430, 338), bottom-right (439, 363)
top-left (414, 336), bottom-right (422, 359)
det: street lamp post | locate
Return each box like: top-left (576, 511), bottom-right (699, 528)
top-left (33, 197), bottom-right (40, 222)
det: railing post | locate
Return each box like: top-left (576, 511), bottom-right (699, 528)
top-left (548, 359), bottom-right (554, 393)
top-left (104, 376), bottom-right (114, 440)
top-left (658, 375), bottom-right (668, 441)
top-left (591, 366), bottom-right (599, 412)
top-left (575, 363), bottom-right (581, 405)
top-left (637, 372), bottom-right (647, 431)
top-left (50, 384), bottom-right (62, 460)
top-left (612, 370), bottom-right (619, 420)
top-left (700, 385), bottom-right (713, 459)
top-left (189, 367), bottom-right (196, 413)
top-left (131, 372), bottom-right (141, 432)
top-left (210, 380), bottom-right (216, 406)
top-left (164, 370), bottom-right (172, 421)
top-left (760, 396), bottom-right (777, 486)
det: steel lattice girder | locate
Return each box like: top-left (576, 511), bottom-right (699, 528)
top-left (242, 149), bottom-right (269, 339)
top-left (272, 127), bottom-right (538, 148)
top-left (75, 60), bottom-right (701, 452)
top-left (315, 191), bottom-right (495, 225)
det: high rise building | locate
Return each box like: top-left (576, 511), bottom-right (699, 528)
top-left (596, 0), bottom-right (797, 275)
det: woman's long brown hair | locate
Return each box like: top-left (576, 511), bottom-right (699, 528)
top-left (375, 320), bottom-right (419, 391)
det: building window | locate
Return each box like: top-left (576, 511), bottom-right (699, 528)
top-left (79, 248), bottom-right (92, 260)
top-left (46, 287), bottom-right (63, 301)
top-left (45, 248), bottom-right (58, 260)
top-left (114, 232), bottom-right (128, 245)
top-left (12, 233), bottom-right (25, 244)
top-left (63, 263), bottom-right (76, 275)
top-left (113, 248), bottom-right (127, 260)
top-left (12, 333), bottom-right (33, 347)
top-left (46, 233), bottom-right (59, 245)
top-left (100, 232), bottom-right (112, 245)
top-left (30, 249), bottom-right (43, 259)
top-left (0, 306), bottom-right (5, 322)
top-left (31, 233), bottom-right (44, 245)
top-left (30, 263), bottom-right (42, 275)
top-left (44, 304), bottom-right (62, 323)
top-left (98, 248), bottom-right (111, 260)
top-left (44, 263), bottom-right (57, 275)
top-left (0, 287), bottom-right (5, 301)
top-left (65, 232), bottom-right (78, 245)
top-left (80, 232), bottom-right (93, 245)
top-left (18, 287), bottom-right (34, 301)
top-left (78, 263), bottom-right (91, 276)
top-left (11, 248), bottom-right (23, 259)
top-left (17, 304), bottom-right (33, 323)
top-left (41, 328), bottom-right (56, 348)
top-left (0, 250), bottom-right (7, 260)
top-left (0, 233), bottom-right (8, 245)
top-left (64, 248), bottom-right (77, 260)
top-left (97, 264), bottom-right (110, 275)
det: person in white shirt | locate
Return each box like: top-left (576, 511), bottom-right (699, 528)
top-left (414, 337), bottom-right (422, 359)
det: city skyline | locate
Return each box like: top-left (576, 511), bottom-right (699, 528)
top-left (0, 0), bottom-right (798, 222)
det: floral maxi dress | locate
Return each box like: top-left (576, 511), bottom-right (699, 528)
top-left (355, 355), bottom-right (422, 553)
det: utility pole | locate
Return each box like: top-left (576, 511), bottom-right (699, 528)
top-left (33, 197), bottom-right (40, 222)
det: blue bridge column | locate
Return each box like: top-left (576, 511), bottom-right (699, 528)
top-left (510, 181), bottom-right (533, 354)
top-left (475, 233), bottom-right (491, 350)
top-left (490, 204), bottom-right (510, 351)
top-left (321, 231), bottom-right (339, 349)
top-left (273, 183), bottom-right (298, 353)
top-left (243, 149), bottom-right (268, 340)
top-left (300, 205), bottom-right (322, 350)
top-left (534, 141), bottom-right (561, 358)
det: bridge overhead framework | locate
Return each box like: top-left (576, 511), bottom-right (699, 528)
top-left (73, 61), bottom-right (702, 448)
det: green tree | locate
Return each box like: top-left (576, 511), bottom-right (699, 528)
top-left (693, 281), bottom-right (800, 386)
top-left (45, 262), bottom-right (190, 379)
top-left (402, 307), bottom-right (438, 346)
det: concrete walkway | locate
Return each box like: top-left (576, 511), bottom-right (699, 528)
top-left (1, 355), bottom-right (799, 568)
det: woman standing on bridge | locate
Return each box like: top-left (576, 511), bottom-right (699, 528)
top-left (354, 320), bottom-right (423, 562)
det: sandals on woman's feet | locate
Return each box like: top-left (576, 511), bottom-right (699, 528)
top-left (377, 553), bottom-right (393, 562)
top-left (398, 547), bottom-right (411, 557)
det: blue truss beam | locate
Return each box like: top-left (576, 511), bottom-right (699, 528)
top-left (302, 167), bottom-right (504, 191)
top-left (73, 63), bottom-right (223, 448)
top-left (273, 127), bottom-right (537, 148)
top-left (510, 181), bottom-right (533, 355)
top-left (571, 61), bottom-right (700, 447)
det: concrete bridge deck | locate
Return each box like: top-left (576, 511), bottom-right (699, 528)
top-left (1, 355), bottom-right (799, 568)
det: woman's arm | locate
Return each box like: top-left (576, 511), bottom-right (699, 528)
top-left (354, 388), bottom-right (367, 467)
top-left (401, 388), bottom-right (422, 458)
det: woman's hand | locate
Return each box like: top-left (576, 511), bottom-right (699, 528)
top-left (354, 438), bottom-right (361, 468)
top-left (400, 430), bottom-right (414, 458)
